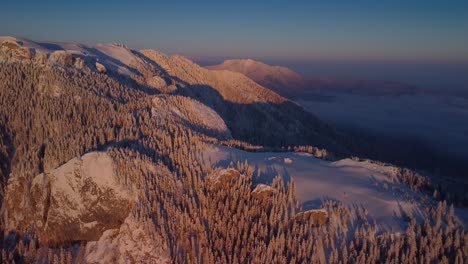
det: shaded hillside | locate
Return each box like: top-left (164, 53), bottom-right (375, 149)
top-left (0, 37), bottom-right (349, 155)
top-left (140, 50), bottom-right (348, 154)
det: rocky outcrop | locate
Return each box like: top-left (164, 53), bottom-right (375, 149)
top-left (85, 216), bottom-right (170, 264)
top-left (95, 61), bottom-right (107, 73)
top-left (295, 209), bottom-right (329, 226)
top-left (206, 168), bottom-right (242, 190)
top-left (0, 40), bottom-right (34, 62)
top-left (251, 184), bottom-right (276, 204)
top-left (48, 50), bottom-right (73, 66)
top-left (0, 40), bottom-right (84, 69)
top-left (74, 57), bottom-right (86, 69)
top-left (4, 152), bottom-right (136, 244)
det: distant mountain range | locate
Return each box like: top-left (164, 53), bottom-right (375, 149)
top-left (206, 59), bottom-right (420, 98)
top-left (206, 59), bottom-right (306, 97)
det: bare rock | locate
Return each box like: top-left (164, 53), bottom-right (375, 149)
top-left (0, 40), bottom-right (33, 62)
top-left (4, 152), bottom-right (136, 244)
top-left (96, 61), bottom-right (107, 73)
top-left (74, 57), bottom-right (86, 69)
top-left (85, 216), bottom-right (170, 264)
top-left (252, 184), bottom-right (276, 204)
top-left (48, 50), bottom-right (73, 66)
top-left (295, 209), bottom-right (329, 226)
top-left (206, 168), bottom-right (242, 189)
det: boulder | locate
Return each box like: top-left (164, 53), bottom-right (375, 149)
top-left (295, 209), bottom-right (328, 226)
top-left (251, 184), bottom-right (276, 204)
top-left (96, 61), bottom-right (107, 73)
top-left (206, 168), bottom-right (241, 189)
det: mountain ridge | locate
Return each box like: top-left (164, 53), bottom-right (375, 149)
top-left (206, 58), bottom-right (306, 97)
top-left (206, 58), bottom-right (421, 97)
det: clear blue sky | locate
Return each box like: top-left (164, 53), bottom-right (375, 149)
top-left (1, 0), bottom-right (468, 63)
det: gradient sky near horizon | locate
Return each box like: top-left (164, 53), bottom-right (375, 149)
top-left (1, 0), bottom-right (468, 64)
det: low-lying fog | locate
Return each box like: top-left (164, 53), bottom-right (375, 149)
top-left (297, 90), bottom-right (468, 180)
top-left (299, 93), bottom-right (468, 159)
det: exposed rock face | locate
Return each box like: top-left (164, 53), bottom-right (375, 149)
top-left (251, 184), bottom-right (276, 204)
top-left (206, 168), bottom-right (242, 189)
top-left (0, 40), bottom-right (34, 62)
top-left (95, 61), bottom-right (107, 73)
top-left (74, 57), bottom-right (86, 69)
top-left (48, 50), bottom-right (73, 66)
top-left (0, 40), bottom-right (82, 69)
top-left (4, 152), bottom-right (136, 244)
top-left (85, 216), bottom-right (170, 264)
top-left (295, 209), bottom-right (329, 226)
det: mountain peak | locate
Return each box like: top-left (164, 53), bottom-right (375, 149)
top-left (206, 59), bottom-right (305, 97)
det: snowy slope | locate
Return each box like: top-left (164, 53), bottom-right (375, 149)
top-left (0, 36), bottom-right (143, 77)
top-left (152, 95), bottom-right (231, 138)
top-left (85, 215), bottom-right (170, 264)
top-left (202, 144), bottom-right (433, 232)
top-left (206, 59), bottom-right (306, 97)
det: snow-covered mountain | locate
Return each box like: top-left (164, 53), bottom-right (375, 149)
top-left (206, 59), bottom-right (306, 97)
top-left (1, 36), bottom-right (467, 263)
top-left (206, 58), bottom-right (419, 98)
top-left (0, 36), bottom-right (347, 153)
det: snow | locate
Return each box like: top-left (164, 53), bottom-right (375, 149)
top-left (26, 152), bottom-right (136, 241)
top-left (50, 152), bottom-right (131, 205)
top-left (0, 36), bottom-right (142, 77)
top-left (152, 95), bottom-right (231, 138)
top-left (252, 183), bottom-right (275, 194)
top-left (206, 59), bottom-right (304, 87)
top-left (94, 43), bottom-right (142, 75)
top-left (85, 215), bottom-right (170, 264)
top-left (202, 144), bottom-right (432, 232)
top-left (206, 58), bottom-right (306, 97)
top-left (206, 168), bottom-right (241, 186)
top-left (94, 43), bottom-right (139, 66)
